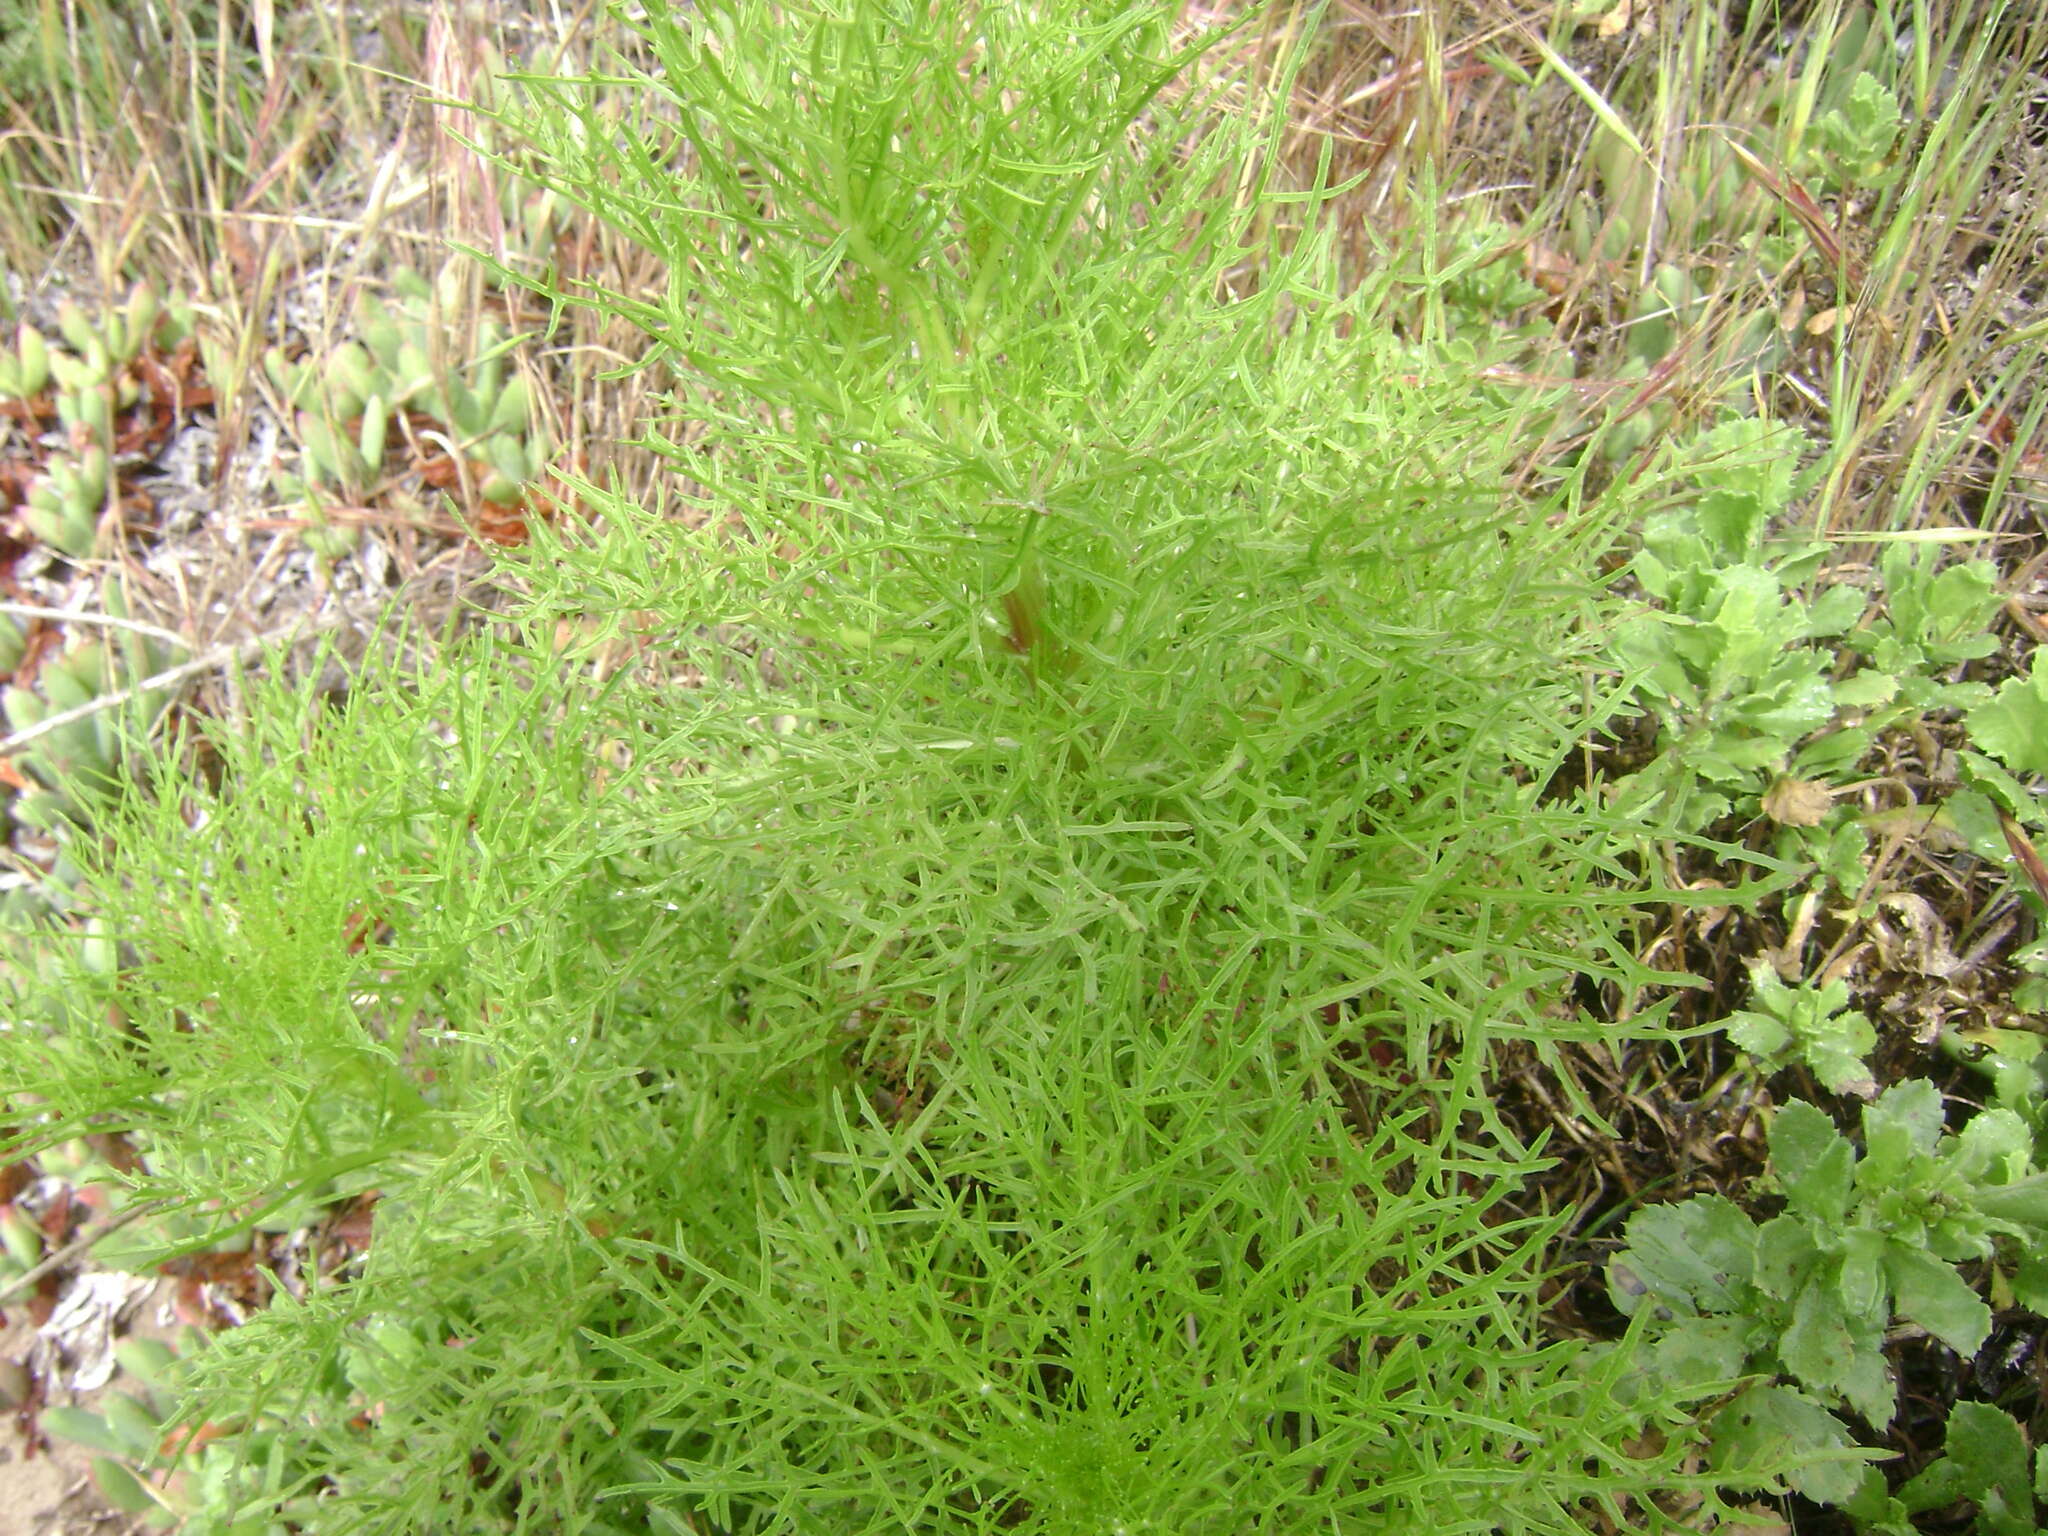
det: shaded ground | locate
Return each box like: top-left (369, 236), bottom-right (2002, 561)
top-left (2, 1280), bottom-right (176, 1536)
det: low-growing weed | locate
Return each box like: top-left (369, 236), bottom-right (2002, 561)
top-left (1939, 656), bottom-right (2048, 1011)
top-left (1853, 1400), bottom-right (2048, 1536)
top-left (260, 259), bottom-right (563, 553)
top-left (1614, 417), bottom-right (1862, 835)
top-left (1724, 961), bottom-right (1878, 1100)
top-left (1606, 1081), bottom-right (2048, 1511)
top-left (1615, 415), bottom-right (2008, 919)
top-left (1841, 540), bottom-right (2001, 718)
top-left (0, 580), bottom-right (184, 835)
top-left (0, 284), bottom-right (198, 560)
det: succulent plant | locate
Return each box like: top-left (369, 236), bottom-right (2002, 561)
top-left (268, 258), bottom-right (555, 546)
top-left (0, 1200), bottom-right (42, 1277)
top-left (21, 443), bottom-right (110, 558)
top-left (0, 320), bottom-right (51, 401)
top-left (0, 586), bottom-right (182, 828)
top-left (503, 175), bottom-right (571, 259)
top-left (0, 615), bottom-right (25, 679)
top-left (1, 282), bottom-right (195, 560)
top-left (38, 1330), bottom-right (207, 1529)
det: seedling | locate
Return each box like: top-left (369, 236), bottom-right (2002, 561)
top-left (20, 443), bottom-right (109, 559)
top-left (0, 320), bottom-right (51, 400)
top-left (1615, 417), bottom-right (1861, 832)
top-left (1802, 73), bottom-right (1907, 194)
top-left (1840, 540), bottom-right (2000, 717)
top-left (1724, 962), bottom-right (1878, 1099)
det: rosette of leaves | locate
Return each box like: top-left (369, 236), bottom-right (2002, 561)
top-left (1798, 72), bottom-right (1907, 196)
top-left (1839, 540), bottom-right (2000, 718)
top-left (1614, 417), bottom-right (1866, 834)
top-left (1724, 961), bottom-right (1878, 1099)
top-left (1604, 1081), bottom-right (2048, 1509)
top-left (18, 442), bottom-right (109, 558)
top-left (365, 264), bottom-right (547, 504)
top-left (1432, 218), bottom-right (1558, 351)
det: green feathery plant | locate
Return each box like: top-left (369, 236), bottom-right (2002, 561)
top-left (3, 2), bottom-right (1800, 1530)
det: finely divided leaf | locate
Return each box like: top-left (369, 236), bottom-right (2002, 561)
top-left (1968, 652), bottom-right (2048, 779)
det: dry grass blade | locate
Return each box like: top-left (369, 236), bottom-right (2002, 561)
top-left (0, 616), bottom-right (341, 759)
top-left (1998, 808), bottom-right (2048, 908)
top-left (0, 603), bottom-right (186, 650)
top-left (1718, 132), bottom-right (1854, 282)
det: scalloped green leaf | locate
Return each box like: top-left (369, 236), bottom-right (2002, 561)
top-left (1968, 653), bottom-right (2048, 779)
top-left (1708, 1384), bottom-right (1869, 1506)
top-left (1611, 1196), bottom-right (1759, 1316)
top-left (1771, 1101), bottom-right (1855, 1225)
top-left (1884, 1243), bottom-right (1990, 1358)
